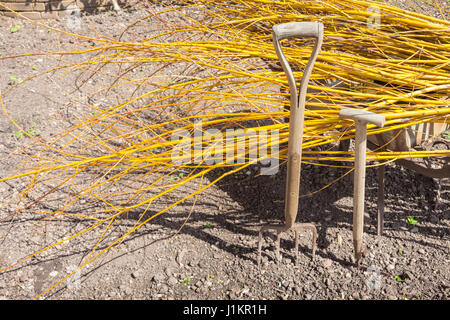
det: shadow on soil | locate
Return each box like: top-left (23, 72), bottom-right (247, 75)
top-left (1, 145), bottom-right (447, 298)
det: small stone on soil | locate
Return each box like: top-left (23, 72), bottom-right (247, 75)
top-left (323, 258), bottom-right (333, 268)
top-left (169, 276), bottom-right (180, 286)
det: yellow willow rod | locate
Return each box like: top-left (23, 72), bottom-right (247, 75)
top-left (74, 163), bottom-right (176, 217)
top-left (316, 60), bottom-right (432, 88)
top-left (52, 155), bottom-right (127, 216)
top-left (334, 54), bottom-right (450, 78)
top-left (0, 45), bottom-right (115, 61)
top-left (0, 219), bottom-right (103, 274)
top-left (118, 130), bottom-right (450, 164)
top-left (302, 149), bottom-right (450, 156)
top-left (106, 114), bottom-right (289, 154)
top-left (0, 67), bottom-right (147, 161)
top-left (157, 51), bottom-right (281, 85)
top-left (373, 85), bottom-right (450, 107)
top-left (298, 152), bottom-right (450, 162)
top-left (373, 4), bottom-right (450, 26)
top-left (350, 0), bottom-right (450, 24)
top-left (35, 162), bottom-right (246, 299)
top-left (300, 153), bottom-right (450, 161)
top-left (303, 83), bottom-right (441, 103)
top-left (294, 118), bottom-right (431, 150)
top-left (276, 0), bottom-right (449, 28)
top-left (0, 154), bottom-right (124, 183)
top-left (210, 0), bottom-right (449, 26)
top-left (1, 161), bottom-right (189, 276)
top-left (383, 109), bottom-right (450, 120)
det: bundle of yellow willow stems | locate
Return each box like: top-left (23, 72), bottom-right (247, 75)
top-left (0, 0), bottom-right (448, 297)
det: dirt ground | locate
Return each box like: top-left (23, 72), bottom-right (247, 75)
top-left (0, 2), bottom-right (448, 300)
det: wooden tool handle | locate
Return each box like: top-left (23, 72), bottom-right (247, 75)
top-left (272, 21), bottom-right (324, 229)
top-left (339, 108), bottom-right (386, 128)
top-left (272, 22), bottom-right (323, 40)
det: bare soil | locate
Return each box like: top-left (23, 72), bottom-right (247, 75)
top-left (0, 3), bottom-right (448, 300)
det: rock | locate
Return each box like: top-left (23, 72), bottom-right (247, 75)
top-left (430, 216), bottom-right (439, 224)
top-left (305, 294), bottom-right (312, 300)
top-left (19, 273), bottom-right (29, 282)
top-left (49, 271), bottom-right (58, 278)
top-left (188, 260), bottom-right (198, 267)
top-left (159, 284), bottom-right (169, 294)
top-left (152, 273), bottom-right (166, 283)
top-left (164, 267), bottom-right (176, 277)
top-left (403, 271), bottom-right (414, 280)
top-left (294, 286), bottom-right (301, 295)
top-left (168, 276), bottom-right (178, 286)
top-left (119, 285), bottom-right (132, 296)
top-left (323, 258), bottom-right (333, 268)
top-left (131, 270), bottom-right (140, 279)
top-left (280, 294), bottom-right (289, 300)
top-left (418, 248), bottom-right (425, 255)
top-left (387, 264), bottom-right (395, 271)
top-left (337, 234), bottom-right (343, 246)
top-left (176, 249), bottom-right (187, 266)
top-left (411, 227), bottom-right (419, 233)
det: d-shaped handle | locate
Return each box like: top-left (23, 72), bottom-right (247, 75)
top-left (273, 22), bottom-right (323, 41)
top-left (272, 22), bottom-right (324, 110)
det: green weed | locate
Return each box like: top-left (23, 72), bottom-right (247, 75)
top-left (10, 25), bottom-right (21, 33)
top-left (407, 216), bottom-right (418, 225)
top-left (8, 76), bottom-right (23, 85)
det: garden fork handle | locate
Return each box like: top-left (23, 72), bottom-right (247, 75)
top-left (272, 22), bottom-right (324, 228)
top-left (273, 22), bottom-right (324, 112)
